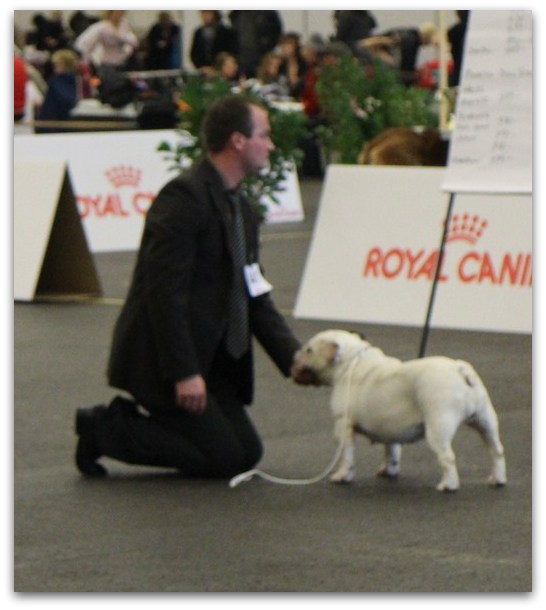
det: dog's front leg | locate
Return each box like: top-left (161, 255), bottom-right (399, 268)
top-left (377, 443), bottom-right (402, 479)
top-left (330, 418), bottom-right (356, 484)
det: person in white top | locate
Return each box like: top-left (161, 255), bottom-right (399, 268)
top-left (74, 10), bottom-right (138, 70)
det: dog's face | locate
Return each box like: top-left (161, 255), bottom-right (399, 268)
top-left (291, 330), bottom-right (368, 386)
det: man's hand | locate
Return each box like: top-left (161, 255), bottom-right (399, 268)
top-left (175, 375), bottom-right (207, 414)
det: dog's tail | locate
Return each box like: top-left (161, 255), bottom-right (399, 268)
top-left (457, 361), bottom-right (490, 409)
top-left (458, 361), bottom-right (490, 392)
top-left (458, 361), bottom-right (478, 388)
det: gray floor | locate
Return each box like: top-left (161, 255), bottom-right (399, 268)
top-left (14, 178), bottom-right (532, 593)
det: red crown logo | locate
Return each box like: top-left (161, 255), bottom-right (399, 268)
top-left (105, 165), bottom-right (142, 188)
top-left (446, 213), bottom-right (488, 245)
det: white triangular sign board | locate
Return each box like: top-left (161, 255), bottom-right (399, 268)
top-left (14, 158), bottom-right (102, 301)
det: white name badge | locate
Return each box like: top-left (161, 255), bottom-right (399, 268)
top-left (244, 263), bottom-right (273, 297)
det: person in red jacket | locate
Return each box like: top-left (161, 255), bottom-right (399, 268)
top-left (14, 54), bottom-right (28, 121)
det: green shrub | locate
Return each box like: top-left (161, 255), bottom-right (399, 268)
top-left (315, 58), bottom-right (438, 164)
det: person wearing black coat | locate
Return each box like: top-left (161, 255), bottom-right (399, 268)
top-left (229, 10), bottom-right (282, 77)
top-left (69, 11), bottom-right (99, 38)
top-left (448, 10), bottom-right (470, 87)
top-left (75, 95), bottom-right (301, 479)
top-left (190, 10), bottom-right (238, 72)
top-left (145, 11), bottom-right (181, 70)
top-left (333, 10), bottom-right (377, 53)
top-left (32, 11), bottom-right (69, 53)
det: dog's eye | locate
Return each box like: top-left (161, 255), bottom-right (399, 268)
top-left (305, 347), bottom-right (313, 354)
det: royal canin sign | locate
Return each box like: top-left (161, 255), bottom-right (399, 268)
top-left (363, 212), bottom-right (532, 288)
top-left (76, 165), bottom-right (156, 219)
top-left (295, 166), bottom-right (531, 333)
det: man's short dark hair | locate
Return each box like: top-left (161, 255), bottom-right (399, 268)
top-left (202, 95), bottom-right (260, 154)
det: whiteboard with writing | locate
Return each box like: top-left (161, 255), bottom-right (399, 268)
top-left (443, 10), bottom-right (532, 194)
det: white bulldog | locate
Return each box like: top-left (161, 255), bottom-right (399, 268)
top-left (291, 330), bottom-right (507, 492)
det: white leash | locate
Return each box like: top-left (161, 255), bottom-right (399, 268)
top-left (229, 346), bottom-right (368, 489)
top-left (229, 439), bottom-right (345, 488)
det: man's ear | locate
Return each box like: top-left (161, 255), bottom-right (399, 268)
top-left (231, 131), bottom-right (247, 151)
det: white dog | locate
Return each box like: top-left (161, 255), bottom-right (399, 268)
top-left (291, 330), bottom-right (507, 492)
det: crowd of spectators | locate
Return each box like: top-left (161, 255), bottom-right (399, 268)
top-left (183, 10), bottom-right (464, 117)
top-left (15, 9), bottom-right (468, 150)
top-left (14, 10), bottom-right (183, 126)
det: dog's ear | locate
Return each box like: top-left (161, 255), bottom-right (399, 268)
top-left (350, 330), bottom-right (366, 341)
top-left (322, 340), bottom-right (339, 363)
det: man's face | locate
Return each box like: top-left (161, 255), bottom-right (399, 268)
top-left (239, 106), bottom-right (275, 175)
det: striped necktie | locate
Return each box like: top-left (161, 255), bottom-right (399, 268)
top-left (225, 190), bottom-right (249, 359)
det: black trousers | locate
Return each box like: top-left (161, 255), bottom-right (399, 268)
top-left (94, 355), bottom-right (263, 477)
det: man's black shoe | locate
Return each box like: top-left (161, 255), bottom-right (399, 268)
top-left (75, 407), bottom-right (108, 477)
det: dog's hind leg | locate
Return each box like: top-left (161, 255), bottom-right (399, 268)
top-left (376, 443), bottom-right (401, 479)
top-left (466, 399), bottom-right (507, 487)
top-left (330, 419), bottom-right (356, 484)
top-left (425, 417), bottom-right (460, 491)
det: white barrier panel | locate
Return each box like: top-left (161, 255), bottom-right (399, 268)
top-left (14, 159), bottom-right (101, 301)
top-left (295, 166), bottom-right (531, 334)
top-left (264, 166), bottom-right (305, 224)
top-left (14, 131), bottom-right (303, 252)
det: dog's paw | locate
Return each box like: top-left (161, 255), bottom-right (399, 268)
top-left (488, 475), bottom-right (507, 488)
top-left (436, 481), bottom-right (459, 493)
top-left (329, 468), bottom-right (355, 484)
top-left (376, 465), bottom-right (399, 480)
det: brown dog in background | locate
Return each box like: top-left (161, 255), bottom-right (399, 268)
top-left (358, 127), bottom-right (449, 166)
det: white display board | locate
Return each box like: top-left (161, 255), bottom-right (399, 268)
top-left (14, 130), bottom-right (304, 252)
top-left (443, 10), bottom-right (532, 194)
top-left (14, 159), bottom-right (101, 301)
top-left (295, 166), bottom-right (531, 334)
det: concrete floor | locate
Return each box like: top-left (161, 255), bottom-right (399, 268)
top-left (14, 178), bottom-right (532, 593)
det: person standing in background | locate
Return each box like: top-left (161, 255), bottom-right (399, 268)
top-left (69, 11), bottom-right (99, 39)
top-left (74, 10), bottom-right (139, 73)
top-left (229, 11), bottom-right (282, 78)
top-left (448, 10), bottom-right (470, 87)
top-left (32, 11), bottom-right (70, 55)
top-left (278, 32), bottom-right (307, 99)
top-left (145, 11), bottom-right (181, 70)
top-left (14, 54), bottom-right (28, 121)
top-left (30, 11), bottom-right (70, 80)
top-left (190, 10), bottom-right (237, 74)
top-left (357, 22), bottom-right (438, 85)
top-left (333, 10), bottom-right (377, 54)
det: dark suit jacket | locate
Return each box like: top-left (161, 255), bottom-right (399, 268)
top-left (190, 24), bottom-right (238, 69)
top-left (107, 158), bottom-right (300, 410)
